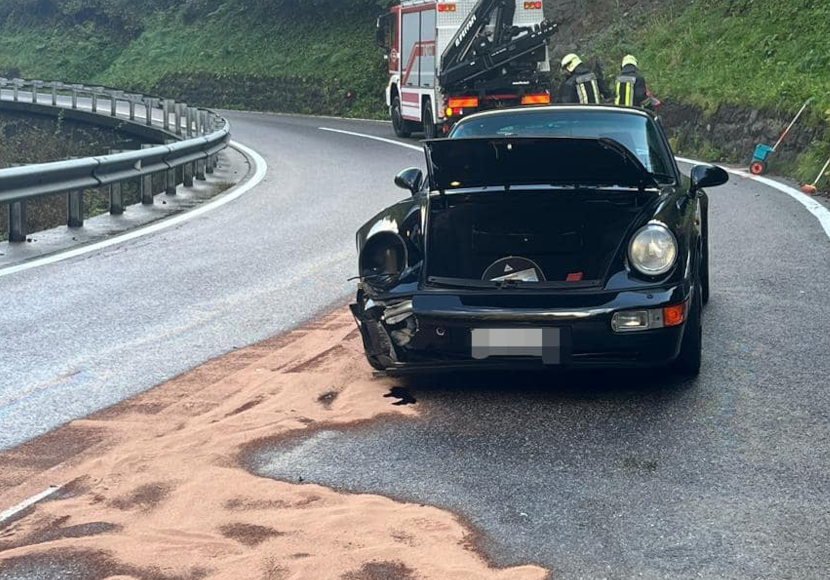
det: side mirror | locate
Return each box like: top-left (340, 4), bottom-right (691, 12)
top-left (690, 164), bottom-right (729, 192)
top-left (395, 167), bottom-right (423, 196)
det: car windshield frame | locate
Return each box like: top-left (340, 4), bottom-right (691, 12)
top-left (449, 108), bottom-right (678, 185)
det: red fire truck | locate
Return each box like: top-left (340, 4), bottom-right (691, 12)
top-left (376, 0), bottom-right (557, 138)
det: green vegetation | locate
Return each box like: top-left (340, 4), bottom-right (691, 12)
top-left (0, 0), bottom-right (390, 118)
top-left (637, 0), bottom-right (830, 114)
top-left (588, 0), bottom-right (830, 180)
top-left (0, 0), bottom-right (828, 179)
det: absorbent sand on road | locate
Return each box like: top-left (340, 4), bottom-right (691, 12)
top-left (0, 308), bottom-right (547, 580)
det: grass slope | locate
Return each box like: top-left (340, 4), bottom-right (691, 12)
top-left (586, 0), bottom-right (830, 180)
top-left (0, 0), bottom-right (387, 118)
top-left (637, 0), bottom-right (830, 114)
top-left (0, 0), bottom-right (828, 178)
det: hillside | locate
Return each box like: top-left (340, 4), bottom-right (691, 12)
top-left (0, 0), bottom-right (389, 118)
top-left (0, 0), bottom-right (828, 181)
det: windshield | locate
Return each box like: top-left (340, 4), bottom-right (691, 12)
top-left (450, 110), bottom-right (675, 182)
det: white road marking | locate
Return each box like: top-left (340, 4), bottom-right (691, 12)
top-left (315, 127), bottom-right (830, 244)
top-left (677, 156), bottom-right (830, 241)
top-left (0, 485), bottom-right (62, 524)
top-left (319, 127), bottom-right (423, 152)
top-left (230, 109), bottom-right (392, 124)
top-left (0, 141), bottom-right (268, 278)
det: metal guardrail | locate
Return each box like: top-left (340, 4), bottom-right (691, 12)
top-left (0, 77), bottom-right (231, 242)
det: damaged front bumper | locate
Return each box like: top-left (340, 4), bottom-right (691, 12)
top-left (351, 285), bottom-right (690, 375)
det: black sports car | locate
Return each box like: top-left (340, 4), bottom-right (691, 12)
top-left (351, 106), bottom-right (729, 376)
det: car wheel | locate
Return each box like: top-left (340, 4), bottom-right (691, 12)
top-left (672, 281), bottom-right (702, 377)
top-left (391, 96), bottom-right (412, 138)
top-left (422, 102), bottom-right (436, 139)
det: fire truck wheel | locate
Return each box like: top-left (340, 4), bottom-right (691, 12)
top-left (391, 96), bottom-right (412, 138)
top-left (422, 103), bottom-right (437, 140)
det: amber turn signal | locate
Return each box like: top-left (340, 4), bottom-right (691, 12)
top-left (663, 302), bottom-right (688, 327)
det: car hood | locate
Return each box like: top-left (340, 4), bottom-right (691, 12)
top-left (424, 136), bottom-right (658, 192)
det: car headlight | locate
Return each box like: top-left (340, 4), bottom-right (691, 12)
top-left (360, 233), bottom-right (407, 290)
top-left (628, 223), bottom-right (678, 276)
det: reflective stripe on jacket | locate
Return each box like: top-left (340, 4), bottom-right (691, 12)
top-left (575, 73), bottom-right (601, 104)
top-left (615, 74), bottom-right (638, 106)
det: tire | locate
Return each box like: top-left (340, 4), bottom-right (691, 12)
top-left (391, 96), bottom-right (412, 138)
top-left (422, 101), bottom-right (437, 139)
top-left (750, 161), bottom-right (766, 175)
top-left (672, 282), bottom-right (703, 377)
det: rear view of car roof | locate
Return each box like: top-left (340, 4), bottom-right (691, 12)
top-left (458, 105), bottom-right (655, 124)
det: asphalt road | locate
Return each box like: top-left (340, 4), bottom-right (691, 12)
top-left (0, 112), bottom-right (423, 450)
top-left (4, 111), bottom-right (830, 579)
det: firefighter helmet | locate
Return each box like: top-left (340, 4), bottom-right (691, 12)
top-left (622, 54), bottom-right (639, 69)
top-left (561, 53), bottom-right (582, 73)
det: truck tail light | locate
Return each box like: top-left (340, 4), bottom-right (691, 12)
top-left (448, 96), bottom-right (479, 108)
top-left (523, 1), bottom-right (543, 8)
top-left (438, 3), bottom-right (457, 11)
top-left (521, 92), bottom-right (551, 105)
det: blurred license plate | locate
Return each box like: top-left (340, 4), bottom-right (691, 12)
top-left (471, 328), bottom-right (561, 364)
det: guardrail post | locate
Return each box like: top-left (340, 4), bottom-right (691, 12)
top-left (51, 84), bottom-right (58, 106)
top-left (107, 149), bottom-right (125, 215)
top-left (164, 140), bottom-right (177, 195)
top-left (110, 91), bottom-right (121, 117)
top-left (144, 98), bottom-right (156, 126)
top-left (162, 100), bottom-right (171, 131)
top-left (8, 201), bottom-right (27, 242)
top-left (140, 144), bottom-right (154, 204)
top-left (188, 107), bottom-right (198, 138)
top-left (67, 190), bottom-right (84, 228)
top-left (183, 162), bottom-right (195, 187)
top-left (166, 167), bottom-right (177, 195)
top-left (129, 99), bottom-right (136, 120)
top-left (12, 80), bottom-right (19, 102)
top-left (175, 104), bottom-right (184, 136)
top-left (31, 81), bottom-right (39, 104)
top-left (109, 182), bottom-right (124, 215)
top-left (91, 88), bottom-right (104, 113)
top-left (71, 89), bottom-right (78, 109)
top-left (196, 158), bottom-right (206, 181)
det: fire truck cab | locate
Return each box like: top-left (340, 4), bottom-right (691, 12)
top-left (376, 0), bottom-right (557, 138)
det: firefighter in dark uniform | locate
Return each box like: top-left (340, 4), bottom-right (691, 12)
top-left (615, 54), bottom-right (650, 108)
top-left (558, 54), bottom-right (610, 104)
